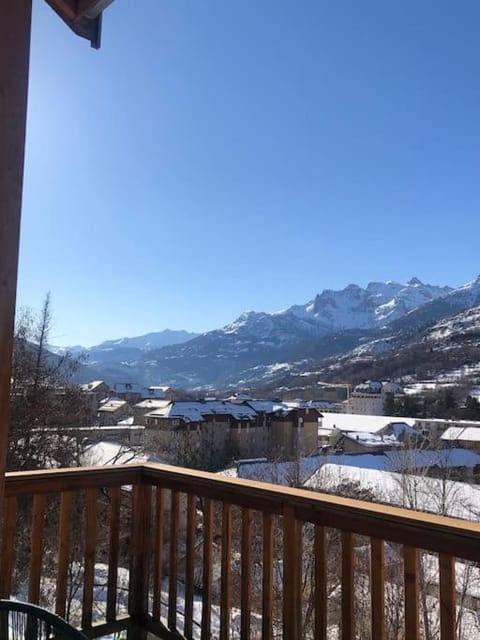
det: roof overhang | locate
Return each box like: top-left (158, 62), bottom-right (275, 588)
top-left (44, 0), bottom-right (116, 49)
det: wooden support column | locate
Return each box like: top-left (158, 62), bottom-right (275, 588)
top-left (0, 0), bottom-right (32, 511)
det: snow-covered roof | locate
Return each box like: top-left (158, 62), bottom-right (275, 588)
top-left (81, 441), bottom-right (164, 467)
top-left (219, 455), bottom-right (325, 486)
top-left (304, 463), bottom-right (480, 521)
top-left (318, 427), bottom-right (333, 437)
top-left (81, 380), bottom-right (107, 392)
top-left (203, 401), bottom-right (258, 419)
top-left (388, 422), bottom-right (417, 438)
top-left (145, 400), bottom-right (258, 423)
top-left (441, 426), bottom-right (480, 442)
top-left (134, 399), bottom-right (172, 410)
top-left (246, 400), bottom-right (288, 414)
top-left (97, 399), bottom-right (127, 413)
top-left (339, 431), bottom-right (400, 448)
top-left (145, 402), bottom-right (205, 423)
top-left (314, 448), bottom-right (480, 473)
top-left (353, 380), bottom-right (383, 394)
top-left (309, 400), bottom-right (337, 410)
top-left (218, 447), bottom-right (480, 489)
top-left (321, 412), bottom-right (415, 434)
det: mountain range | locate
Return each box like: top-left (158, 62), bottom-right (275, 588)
top-left (67, 276), bottom-right (480, 392)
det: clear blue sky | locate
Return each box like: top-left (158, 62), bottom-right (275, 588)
top-left (18, 0), bottom-right (480, 346)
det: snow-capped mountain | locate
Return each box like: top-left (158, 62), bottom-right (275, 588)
top-left (284, 278), bottom-right (452, 331)
top-left (424, 304), bottom-right (480, 343)
top-left (73, 276), bottom-right (480, 391)
top-left (390, 275), bottom-right (480, 331)
top-left (92, 330), bottom-right (198, 352)
top-left (50, 329), bottom-right (197, 358)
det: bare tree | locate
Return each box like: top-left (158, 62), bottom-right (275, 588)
top-left (8, 296), bottom-right (92, 471)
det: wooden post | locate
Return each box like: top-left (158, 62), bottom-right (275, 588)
top-left (129, 482), bottom-right (152, 639)
top-left (0, 0), bottom-right (32, 511)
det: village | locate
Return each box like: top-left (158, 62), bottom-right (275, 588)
top-left (69, 378), bottom-right (480, 487)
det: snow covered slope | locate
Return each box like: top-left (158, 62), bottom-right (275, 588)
top-left (285, 277), bottom-right (451, 331)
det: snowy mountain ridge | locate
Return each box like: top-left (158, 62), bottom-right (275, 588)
top-left (71, 275), bottom-right (480, 390)
top-left (226, 277), bottom-right (452, 338)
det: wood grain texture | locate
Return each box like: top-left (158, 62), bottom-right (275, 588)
top-left (439, 553), bottom-right (456, 640)
top-left (201, 498), bottom-right (214, 640)
top-left (82, 488), bottom-right (98, 629)
top-left (220, 503), bottom-right (232, 640)
top-left (0, 496), bottom-right (17, 598)
top-left (0, 0), bottom-right (32, 517)
top-left (129, 483), bottom-right (152, 630)
top-left (28, 493), bottom-right (45, 604)
top-left (241, 508), bottom-right (252, 640)
top-left (404, 546), bottom-right (420, 640)
top-left (107, 486), bottom-right (121, 623)
top-left (152, 487), bottom-right (165, 621)
top-left (184, 494), bottom-right (196, 639)
top-left (168, 490), bottom-right (180, 632)
top-left (56, 491), bottom-right (73, 619)
top-left (371, 538), bottom-right (385, 640)
top-left (262, 512), bottom-right (274, 640)
top-left (314, 525), bottom-right (327, 640)
top-left (342, 531), bottom-right (354, 640)
top-left (283, 505), bottom-right (300, 640)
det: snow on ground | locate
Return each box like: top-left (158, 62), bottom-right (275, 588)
top-left (220, 455), bottom-right (325, 485)
top-left (81, 441), bottom-right (165, 467)
top-left (221, 448), bottom-right (480, 487)
top-left (15, 564), bottom-right (255, 640)
top-left (320, 412), bottom-right (415, 433)
top-left (403, 381), bottom-right (439, 395)
top-left (305, 463), bottom-right (480, 521)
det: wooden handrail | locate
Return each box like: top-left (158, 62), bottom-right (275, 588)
top-left (2, 461), bottom-right (480, 639)
top-left (4, 463), bottom-right (144, 495)
top-left (143, 463), bottom-right (480, 562)
top-left (4, 461), bottom-right (480, 563)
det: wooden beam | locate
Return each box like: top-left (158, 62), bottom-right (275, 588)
top-left (0, 0), bottom-right (32, 524)
top-left (44, 0), bottom-right (103, 48)
top-left (45, 0), bottom-right (76, 21)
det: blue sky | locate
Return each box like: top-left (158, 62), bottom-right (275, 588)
top-left (18, 0), bottom-right (480, 346)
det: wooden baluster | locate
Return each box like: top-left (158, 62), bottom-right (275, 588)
top-left (315, 525), bottom-right (327, 640)
top-left (201, 498), bottom-right (214, 640)
top-left (241, 508), bottom-right (252, 640)
top-left (107, 486), bottom-right (121, 623)
top-left (0, 496), bottom-right (17, 598)
top-left (404, 546), bottom-right (420, 640)
top-left (220, 503), bottom-right (232, 640)
top-left (129, 482), bottom-right (152, 638)
top-left (283, 505), bottom-right (301, 640)
top-left (152, 487), bottom-right (165, 621)
top-left (55, 492), bottom-right (72, 619)
top-left (168, 491), bottom-right (180, 632)
top-left (439, 553), bottom-right (456, 640)
top-left (262, 512), bottom-right (274, 640)
top-left (371, 538), bottom-right (385, 640)
top-left (28, 494), bottom-right (45, 604)
top-left (184, 494), bottom-right (197, 640)
top-left (82, 488), bottom-right (97, 630)
top-left (342, 531), bottom-right (354, 640)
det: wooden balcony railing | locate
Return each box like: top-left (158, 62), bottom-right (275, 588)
top-left (1, 462), bottom-right (480, 639)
